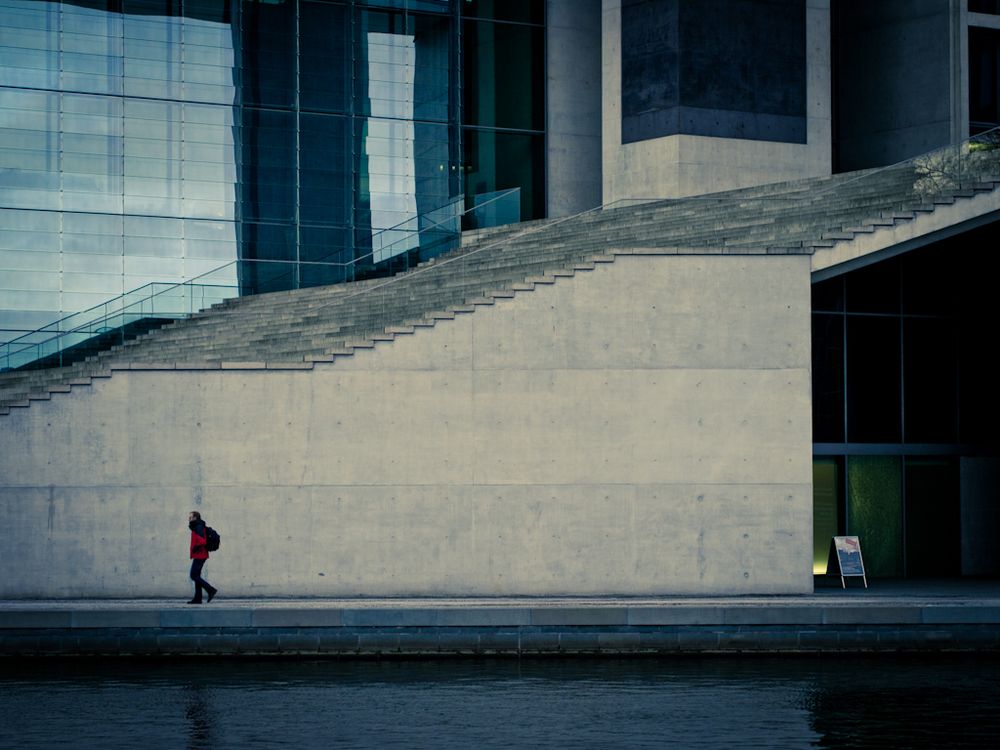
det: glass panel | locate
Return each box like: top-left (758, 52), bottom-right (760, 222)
top-left (300, 1), bottom-right (350, 113)
top-left (300, 113), bottom-right (350, 226)
top-left (364, 0), bottom-right (452, 13)
top-left (969, 27), bottom-right (1000, 133)
top-left (903, 317), bottom-right (958, 444)
top-left (813, 458), bottom-right (841, 574)
top-left (811, 276), bottom-right (843, 312)
top-left (63, 234), bottom-right (124, 256)
top-left (241, 0), bottom-right (295, 108)
top-left (414, 13), bottom-right (453, 124)
top-left (122, 0), bottom-right (182, 17)
top-left (901, 244), bottom-right (960, 315)
top-left (0, 249), bottom-right (60, 272)
top-left (463, 129), bottom-right (544, 221)
top-left (461, 0), bottom-right (544, 24)
top-left (0, 206), bottom-right (60, 232)
top-left (239, 223), bottom-right (296, 288)
top-left (239, 109), bottom-right (295, 222)
top-left (3, 269), bottom-right (60, 292)
top-left (0, 230), bottom-right (58, 253)
top-left (846, 315), bottom-right (901, 443)
top-left (958, 286), bottom-right (997, 445)
top-left (300, 225), bottom-right (350, 286)
top-left (183, 0), bottom-right (233, 25)
top-left (904, 457), bottom-right (960, 577)
top-left (64, 212), bottom-right (123, 235)
top-left (845, 256), bottom-right (900, 314)
top-left (812, 313), bottom-right (845, 443)
top-left (847, 455), bottom-right (903, 577)
top-left (462, 20), bottom-right (544, 131)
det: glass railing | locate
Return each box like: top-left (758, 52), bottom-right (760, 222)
top-left (909, 125), bottom-right (1000, 199)
top-left (0, 188), bottom-right (521, 372)
top-left (316, 126), bottom-right (1000, 320)
top-left (5, 126), bottom-right (999, 373)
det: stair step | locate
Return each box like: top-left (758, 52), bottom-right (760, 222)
top-left (5, 162), bottom-right (997, 417)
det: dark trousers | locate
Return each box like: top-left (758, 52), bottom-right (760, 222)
top-left (189, 558), bottom-right (215, 601)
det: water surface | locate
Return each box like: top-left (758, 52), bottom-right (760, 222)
top-left (1, 656), bottom-right (997, 749)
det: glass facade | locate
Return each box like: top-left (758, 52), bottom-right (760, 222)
top-left (0, 0), bottom-right (546, 347)
top-left (969, 26), bottom-right (1000, 135)
top-left (0, 0), bottom-right (240, 344)
top-left (811, 222), bottom-right (1000, 577)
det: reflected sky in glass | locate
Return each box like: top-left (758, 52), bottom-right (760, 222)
top-left (366, 31), bottom-right (418, 263)
top-left (0, 0), bottom-right (238, 340)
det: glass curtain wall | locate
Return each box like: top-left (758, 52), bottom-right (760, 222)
top-left (461, 1), bottom-right (545, 223)
top-left (1, 0), bottom-right (547, 347)
top-left (811, 223), bottom-right (999, 577)
top-left (0, 0), bottom-right (238, 347)
top-left (237, 0), bottom-right (459, 295)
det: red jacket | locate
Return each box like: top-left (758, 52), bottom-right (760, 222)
top-left (190, 523), bottom-right (209, 560)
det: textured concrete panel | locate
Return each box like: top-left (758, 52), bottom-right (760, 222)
top-left (922, 606), bottom-right (1000, 624)
top-left (547, 0), bottom-right (602, 216)
top-left (834, 0), bottom-right (954, 171)
top-left (621, 0), bottom-right (807, 144)
top-left (71, 610), bottom-right (161, 628)
top-left (251, 609), bottom-right (343, 627)
top-left (0, 253), bottom-right (812, 597)
top-left (821, 607), bottom-right (924, 625)
top-left (159, 610), bottom-right (253, 628)
top-left (530, 608), bottom-right (628, 626)
top-left (604, 0), bottom-right (830, 200)
top-left (0, 611), bottom-right (72, 628)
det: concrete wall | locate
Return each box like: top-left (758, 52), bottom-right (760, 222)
top-left (546, 0), bottom-right (603, 217)
top-left (0, 253), bottom-right (814, 598)
top-left (833, 0), bottom-right (957, 171)
top-left (603, 0), bottom-right (831, 201)
top-left (621, 0), bottom-right (808, 145)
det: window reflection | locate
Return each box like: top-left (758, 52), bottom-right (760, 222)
top-left (0, 0), bottom-right (240, 340)
top-left (1, 0), bottom-right (545, 348)
top-left (365, 30), bottom-right (419, 260)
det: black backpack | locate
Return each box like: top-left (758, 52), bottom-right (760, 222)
top-left (205, 526), bottom-right (221, 552)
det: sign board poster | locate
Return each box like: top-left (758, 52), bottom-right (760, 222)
top-left (827, 536), bottom-right (867, 588)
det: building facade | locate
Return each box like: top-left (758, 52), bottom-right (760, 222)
top-left (2, 0), bottom-right (999, 586)
top-left (7, 0), bottom-right (999, 341)
top-left (0, 0), bottom-right (557, 342)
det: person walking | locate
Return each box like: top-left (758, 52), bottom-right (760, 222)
top-left (187, 511), bottom-right (218, 604)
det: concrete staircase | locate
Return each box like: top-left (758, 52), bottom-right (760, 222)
top-left (2, 160), bottom-right (999, 416)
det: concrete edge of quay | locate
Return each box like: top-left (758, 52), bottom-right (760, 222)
top-left (3, 598), bottom-right (1000, 657)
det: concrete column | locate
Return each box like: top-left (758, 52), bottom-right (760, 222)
top-left (546, 0), bottom-right (603, 217)
top-left (834, 0), bottom-right (954, 170)
top-left (603, 0), bottom-right (831, 201)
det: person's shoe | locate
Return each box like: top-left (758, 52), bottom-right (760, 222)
top-left (207, 588), bottom-right (218, 603)
top-left (187, 598), bottom-right (203, 604)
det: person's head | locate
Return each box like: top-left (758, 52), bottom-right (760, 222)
top-left (188, 511), bottom-right (201, 523)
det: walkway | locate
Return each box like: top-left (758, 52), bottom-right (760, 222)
top-left (2, 580), bottom-right (999, 657)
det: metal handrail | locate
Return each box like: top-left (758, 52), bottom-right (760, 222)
top-left (6, 125), bottom-right (999, 371)
top-left (323, 127), bottom-right (1000, 307)
top-left (1, 188), bottom-right (522, 370)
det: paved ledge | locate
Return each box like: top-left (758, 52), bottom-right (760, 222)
top-left (3, 582), bottom-right (999, 656)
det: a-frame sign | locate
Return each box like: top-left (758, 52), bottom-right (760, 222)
top-left (827, 536), bottom-right (868, 589)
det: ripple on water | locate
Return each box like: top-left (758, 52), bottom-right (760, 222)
top-left (1, 656), bottom-right (999, 749)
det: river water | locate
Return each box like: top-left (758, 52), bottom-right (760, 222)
top-left (1, 656), bottom-right (998, 749)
